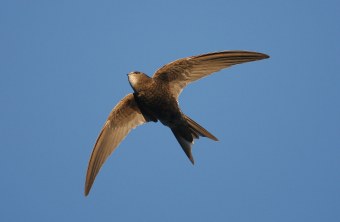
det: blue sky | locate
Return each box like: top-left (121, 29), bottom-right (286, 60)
top-left (1, 0), bottom-right (339, 221)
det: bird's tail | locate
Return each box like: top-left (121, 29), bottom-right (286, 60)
top-left (183, 114), bottom-right (218, 142)
top-left (171, 114), bottom-right (218, 164)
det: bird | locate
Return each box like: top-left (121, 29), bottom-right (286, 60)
top-left (84, 50), bottom-right (269, 196)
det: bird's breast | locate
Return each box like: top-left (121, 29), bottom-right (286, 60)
top-left (134, 86), bottom-right (182, 126)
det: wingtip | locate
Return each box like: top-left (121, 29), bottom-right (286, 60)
top-left (84, 185), bottom-right (90, 197)
top-left (84, 179), bottom-right (93, 197)
top-left (254, 52), bottom-right (270, 60)
top-left (211, 135), bottom-right (219, 141)
top-left (263, 53), bottom-right (270, 59)
top-left (241, 51), bottom-right (269, 60)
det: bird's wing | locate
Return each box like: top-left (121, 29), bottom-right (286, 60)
top-left (85, 93), bottom-right (147, 196)
top-left (153, 50), bottom-right (269, 98)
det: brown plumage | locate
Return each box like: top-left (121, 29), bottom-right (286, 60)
top-left (85, 50), bottom-right (269, 196)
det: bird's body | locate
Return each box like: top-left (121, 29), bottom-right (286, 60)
top-left (130, 73), bottom-right (181, 125)
top-left (128, 72), bottom-right (218, 164)
top-left (85, 50), bottom-right (269, 196)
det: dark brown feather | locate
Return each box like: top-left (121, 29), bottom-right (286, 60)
top-left (84, 94), bottom-right (146, 196)
top-left (153, 50), bottom-right (269, 98)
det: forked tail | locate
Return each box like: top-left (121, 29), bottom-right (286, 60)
top-left (183, 114), bottom-right (218, 141)
top-left (171, 114), bottom-right (218, 164)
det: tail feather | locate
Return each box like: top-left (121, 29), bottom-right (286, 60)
top-left (170, 114), bottom-right (218, 164)
top-left (171, 127), bottom-right (195, 164)
top-left (183, 114), bottom-right (218, 141)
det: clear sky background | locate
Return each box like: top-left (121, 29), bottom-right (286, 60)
top-left (1, 0), bottom-right (339, 221)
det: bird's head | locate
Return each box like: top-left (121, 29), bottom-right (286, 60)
top-left (127, 71), bottom-right (151, 92)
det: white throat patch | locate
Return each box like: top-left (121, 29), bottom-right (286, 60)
top-left (128, 74), bottom-right (139, 86)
